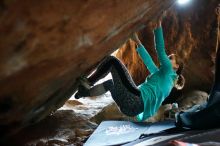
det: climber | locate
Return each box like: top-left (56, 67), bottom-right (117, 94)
top-left (75, 11), bottom-right (185, 121)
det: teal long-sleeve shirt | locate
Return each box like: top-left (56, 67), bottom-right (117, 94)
top-left (136, 27), bottom-right (178, 121)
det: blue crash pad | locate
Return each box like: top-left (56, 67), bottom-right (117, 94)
top-left (84, 120), bottom-right (175, 146)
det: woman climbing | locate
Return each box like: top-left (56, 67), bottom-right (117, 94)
top-left (75, 12), bottom-right (185, 121)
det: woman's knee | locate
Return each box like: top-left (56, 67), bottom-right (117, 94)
top-left (120, 97), bottom-right (144, 116)
top-left (103, 79), bottom-right (114, 91)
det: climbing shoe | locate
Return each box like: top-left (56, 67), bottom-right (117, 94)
top-left (77, 76), bottom-right (93, 89)
top-left (75, 84), bottom-right (90, 99)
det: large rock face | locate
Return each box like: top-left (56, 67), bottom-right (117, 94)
top-left (0, 0), bottom-right (176, 136)
top-left (116, 0), bottom-right (219, 96)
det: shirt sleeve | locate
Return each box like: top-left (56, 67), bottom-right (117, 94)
top-left (136, 44), bottom-right (158, 74)
top-left (153, 27), bottom-right (172, 68)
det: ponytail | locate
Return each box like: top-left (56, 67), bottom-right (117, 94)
top-left (175, 62), bottom-right (185, 90)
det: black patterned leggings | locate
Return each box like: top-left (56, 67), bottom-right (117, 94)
top-left (88, 56), bottom-right (144, 117)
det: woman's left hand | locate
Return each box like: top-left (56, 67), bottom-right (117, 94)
top-left (156, 11), bottom-right (167, 28)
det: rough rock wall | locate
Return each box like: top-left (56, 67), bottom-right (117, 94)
top-left (0, 0), bottom-right (176, 136)
top-left (116, 0), bottom-right (219, 96)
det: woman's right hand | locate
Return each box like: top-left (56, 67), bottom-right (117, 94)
top-left (155, 11), bottom-right (167, 29)
top-left (131, 33), bottom-right (142, 45)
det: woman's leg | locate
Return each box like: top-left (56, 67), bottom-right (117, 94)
top-left (76, 56), bottom-right (144, 116)
top-left (88, 56), bottom-right (140, 95)
top-left (75, 56), bottom-right (114, 99)
top-left (80, 56), bottom-right (140, 95)
top-left (87, 57), bottom-right (113, 85)
top-left (75, 56), bottom-right (115, 99)
top-left (75, 80), bottom-right (113, 99)
top-left (94, 56), bottom-right (144, 116)
top-left (75, 56), bottom-right (140, 95)
top-left (88, 79), bottom-right (113, 96)
top-left (109, 67), bottom-right (144, 116)
top-left (88, 76), bottom-right (144, 116)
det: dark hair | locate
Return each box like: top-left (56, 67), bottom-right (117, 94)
top-left (168, 54), bottom-right (185, 90)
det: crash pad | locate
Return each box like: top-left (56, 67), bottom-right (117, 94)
top-left (84, 120), bottom-right (175, 146)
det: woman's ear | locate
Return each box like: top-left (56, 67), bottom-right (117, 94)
top-left (176, 64), bottom-right (179, 70)
top-left (176, 63), bottom-right (184, 75)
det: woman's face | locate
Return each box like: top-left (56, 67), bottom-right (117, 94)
top-left (170, 57), bottom-right (179, 71)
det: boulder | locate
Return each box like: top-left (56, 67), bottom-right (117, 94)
top-left (0, 0), bottom-right (175, 136)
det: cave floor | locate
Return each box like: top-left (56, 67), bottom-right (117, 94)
top-left (4, 75), bottom-right (220, 146)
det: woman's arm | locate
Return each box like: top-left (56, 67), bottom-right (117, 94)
top-left (132, 33), bottom-right (158, 74)
top-left (154, 12), bottom-right (171, 67)
top-left (154, 26), bottom-right (170, 66)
